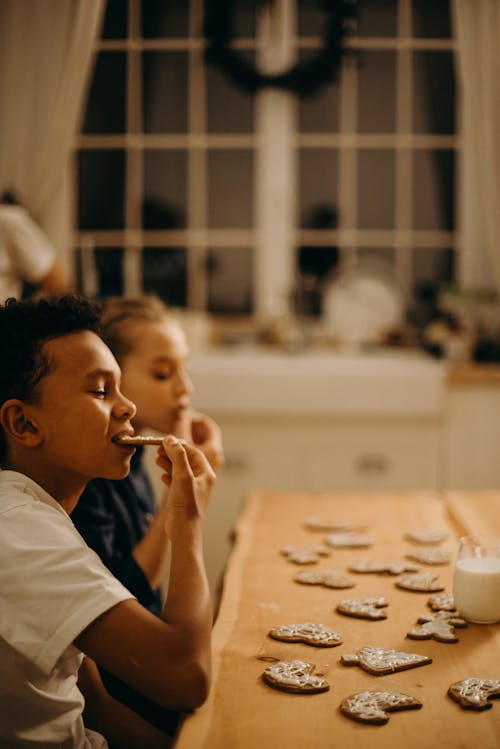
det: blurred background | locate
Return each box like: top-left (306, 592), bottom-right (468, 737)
top-left (2, 0), bottom-right (500, 589)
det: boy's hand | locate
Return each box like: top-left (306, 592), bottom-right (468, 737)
top-left (155, 436), bottom-right (216, 524)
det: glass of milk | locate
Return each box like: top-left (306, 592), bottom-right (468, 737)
top-left (453, 536), bottom-right (500, 624)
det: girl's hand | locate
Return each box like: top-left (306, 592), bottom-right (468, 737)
top-left (190, 413), bottom-right (225, 472)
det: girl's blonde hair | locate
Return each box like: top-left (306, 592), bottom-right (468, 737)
top-left (99, 295), bottom-right (172, 362)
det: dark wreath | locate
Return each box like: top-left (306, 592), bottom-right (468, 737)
top-left (203, 0), bottom-right (358, 98)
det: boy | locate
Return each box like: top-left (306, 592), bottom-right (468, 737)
top-left (0, 295), bottom-right (215, 748)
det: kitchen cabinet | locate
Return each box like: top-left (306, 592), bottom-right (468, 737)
top-left (442, 367), bottom-right (500, 489)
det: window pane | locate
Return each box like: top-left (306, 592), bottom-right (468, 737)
top-left (298, 53), bottom-right (340, 133)
top-left (101, 0), bottom-right (127, 39)
top-left (141, 1), bottom-right (189, 38)
top-left (358, 150), bottom-right (394, 229)
top-left (82, 52), bottom-right (126, 134)
top-left (413, 52), bottom-right (454, 134)
top-left (412, 0), bottom-right (451, 38)
top-left (78, 150), bottom-right (125, 230)
top-left (358, 51), bottom-right (396, 133)
top-left (298, 0), bottom-right (329, 35)
top-left (298, 150), bottom-right (338, 227)
top-left (413, 150), bottom-right (454, 230)
top-left (411, 248), bottom-right (455, 311)
top-left (207, 247), bottom-right (253, 314)
top-left (206, 53), bottom-right (255, 134)
top-left (357, 0), bottom-right (397, 38)
top-left (142, 52), bottom-right (188, 133)
top-left (143, 150), bottom-right (187, 229)
top-left (231, 0), bottom-right (257, 37)
top-left (207, 150), bottom-right (253, 228)
top-left (358, 247), bottom-right (396, 268)
top-left (95, 248), bottom-right (124, 297)
top-left (143, 248), bottom-right (187, 307)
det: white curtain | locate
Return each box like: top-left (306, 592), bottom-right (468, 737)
top-left (0, 0), bottom-right (105, 272)
top-left (453, 0), bottom-right (500, 290)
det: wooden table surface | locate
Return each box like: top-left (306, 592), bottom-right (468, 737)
top-left (174, 490), bottom-right (500, 749)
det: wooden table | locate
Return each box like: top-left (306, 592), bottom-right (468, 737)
top-left (174, 491), bottom-right (500, 749)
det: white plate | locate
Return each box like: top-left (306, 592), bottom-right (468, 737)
top-left (324, 263), bottom-right (404, 344)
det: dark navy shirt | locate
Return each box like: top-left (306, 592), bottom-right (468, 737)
top-left (72, 448), bottom-right (178, 735)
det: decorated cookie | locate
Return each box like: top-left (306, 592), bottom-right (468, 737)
top-left (262, 659), bottom-right (330, 694)
top-left (268, 623), bottom-right (343, 648)
top-left (280, 544), bottom-right (330, 565)
top-left (448, 678), bottom-right (500, 710)
top-left (294, 569), bottom-right (356, 589)
top-left (336, 597), bottom-right (388, 620)
top-left (427, 592), bottom-right (456, 612)
top-left (341, 646), bottom-right (432, 675)
top-left (349, 559), bottom-right (420, 576)
top-left (395, 572), bottom-right (445, 592)
top-left (304, 516), bottom-right (355, 533)
top-left (407, 611), bottom-right (468, 643)
top-left (405, 529), bottom-right (449, 545)
top-left (325, 532), bottom-right (375, 549)
top-left (406, 548), bottom-right (451, 565)
top-left (340, 691), bottom-right (422, 725)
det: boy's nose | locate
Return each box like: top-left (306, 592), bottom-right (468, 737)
top-left (117, 393), bottom-right (136, 419)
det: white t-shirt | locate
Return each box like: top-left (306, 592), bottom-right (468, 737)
top-left (0, 470), bottom-right (135, 748)
top-left (0, 204), bottom-right (56, 302)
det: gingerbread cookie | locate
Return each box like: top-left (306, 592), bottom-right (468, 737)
top-left (395, 572), bottom-right (445, 592)
top-left (280, 544), bottom-right (330, 565)
top-left (349, 559), bottom-right (420, 575)
top-left (269, 623), bottom-right (343, 648)
top-left (405, 529), bottom-right (449, 545)
top-left (336, 597), bottom-right (388, 620)
top-left (294, 569), bottom-right (356, 589)
top-left (304, 516), bottom-right (355, 533)
top-left (448, 678), bottom-right (500, 710)
top-left (406, 548), bottom-right (451, 565)
top-left (341, 646), bottom-right (432, 675)
top-left (407, 611), bottom-right (468, 643)
top-left (340, 691), bottom-right (422, 725)
top-left (427, 592), bottom-right (456, 612)
top-left (325, 532), bottom-right (374, 549)
top-left (262, 659), bottom-right (330, 694)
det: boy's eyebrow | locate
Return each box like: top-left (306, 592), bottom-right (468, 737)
top-left (83, 368), bottom-right (117, 380)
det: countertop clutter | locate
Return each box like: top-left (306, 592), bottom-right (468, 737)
top-left (174, 490), bottom-right (500, 749)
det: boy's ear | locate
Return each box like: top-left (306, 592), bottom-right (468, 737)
top-left (0, 399), bottom-right (43, 449)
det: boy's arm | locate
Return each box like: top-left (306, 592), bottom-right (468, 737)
top-left (75, 438), bottom-right (215, 713)
top-left (78, 657), bottom-right (171, 749)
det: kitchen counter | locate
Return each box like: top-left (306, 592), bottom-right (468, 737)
top-left (174, 490), bottom-right (500, 749)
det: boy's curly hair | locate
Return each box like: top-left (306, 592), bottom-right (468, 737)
top-left (0, 295), bottom-right (102, 465)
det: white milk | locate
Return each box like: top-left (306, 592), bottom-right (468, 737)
top-left (453, 556), bottom-right (500, 623)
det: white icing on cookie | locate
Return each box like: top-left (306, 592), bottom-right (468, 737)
top-left (325, 532), bottom-right (374, 548)
top-left (349, 559), bottom-right (420, 575)
top-left (280, 544), bottom-right (330, 564)
top-left (407, 611), bottom-right (468, 642)
top-left (341, 646), bottom-right (432, 674)
top-left (427, 592), bottom-right (456, 611)
top-left (448, 678), bottom-right (500, 709)
top-left (405, 529), bottom-right (449, 545)
top-left (336, 597), bottom-right (388, 620)
top-left (269, 623), bottom-right (343, 647)
top-left (406, 548), bottom-right (451, 565)
top-left (395, 572), bottom-right (445, 592)
top-left (294, 569), bottom-right (356, 589)
top-left (262, 660), bottom-right (330, 693)
top-left (340, 691), bottom-right (422, 724)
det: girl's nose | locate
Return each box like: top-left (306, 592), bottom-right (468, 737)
top-left (176, 369), bottom-right (194, 397)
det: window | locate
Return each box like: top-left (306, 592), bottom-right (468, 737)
top-left (75, 0), bottom-right (458, 329)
